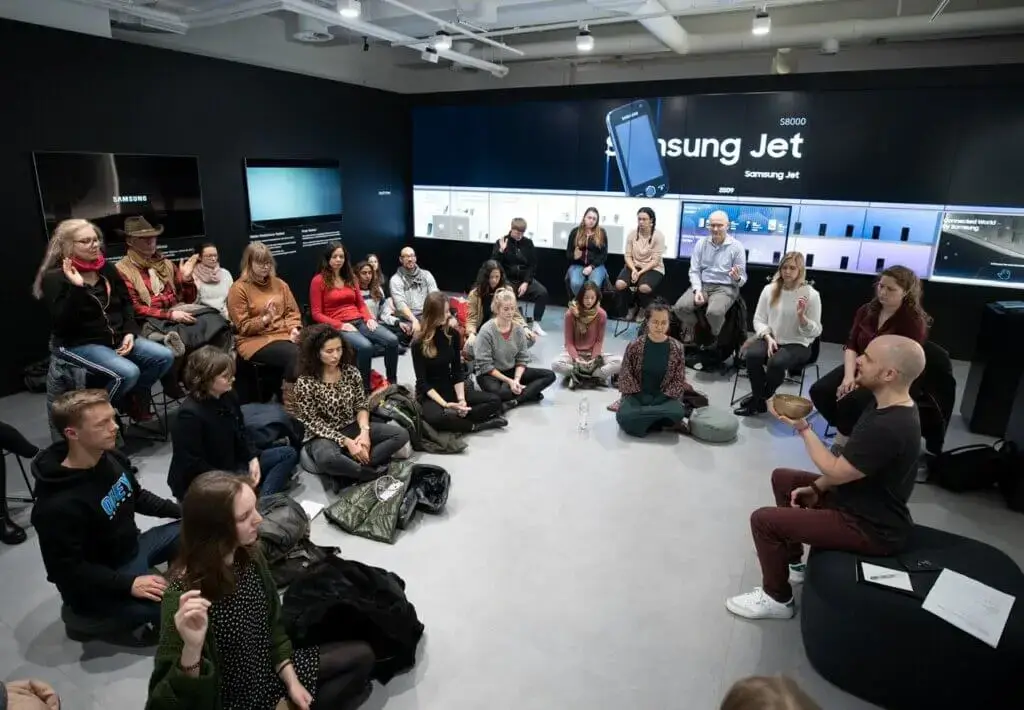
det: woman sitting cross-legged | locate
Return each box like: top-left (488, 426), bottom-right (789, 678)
top-left (475, 288), bottom-right (556, 409)
top-left (34, 218), bottom-right (174, 421)
top-left (413, 291), bottom-right (507, 434)
top-left (735, 251), bottom-right (823, 416)
top-left (292, 324), bottom-right (410, 485)
top-left (145, 471), bottom-right (375, 710)
top-left (311, 242), bottom-right (399, 390)
top-left (615, 302), bottom-right (692, 437)
top-left (168, 346), bottom-right (299, 501)
top-left (551, 282), bottom-right (622, 389)
top-left (464, 260), bottom-right (533, 357)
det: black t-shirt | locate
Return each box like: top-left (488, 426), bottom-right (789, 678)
top-left (831, 401), bottom-right (921, 547)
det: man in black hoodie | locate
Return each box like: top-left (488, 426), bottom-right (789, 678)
top-left (492, 217), bottom-right (549, 336)
top-left (31, 389), bottom-right (181, 636)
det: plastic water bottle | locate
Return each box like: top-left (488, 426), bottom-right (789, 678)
top-left (578, 396), bottom-right (590, 432)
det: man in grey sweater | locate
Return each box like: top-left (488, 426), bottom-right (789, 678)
top-left (389, 247), bottom-right (438, 335)
top-left (473, 293), bottom-right (556, 408)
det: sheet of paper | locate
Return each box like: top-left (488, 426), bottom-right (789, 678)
top-left (300, 500), bottom-right (325, 520)
top-left (860, 562), bottom-right (914, 592)
top-left (922, 568), bottom-right (1016, 648)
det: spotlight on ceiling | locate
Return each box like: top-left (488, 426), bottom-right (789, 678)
top-left (433, 31), bottom-right (452, 52)
top-left (339, 0), bottom-right (361, 19)
top-left (576, 26), bottom-right (594, 52)
top-left (421, 47), bottom-right (440, 64)
top-left (752, 9), bottom-right (771, 36)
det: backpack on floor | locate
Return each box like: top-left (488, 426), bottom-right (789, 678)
top-left (926, 440), bottom-right (1018, 493)
top-left (257, 494), bottom-right (338, 588)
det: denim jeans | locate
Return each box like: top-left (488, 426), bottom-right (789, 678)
top-left (567, 264), bottom-right (608, 297)
top-left (340, 319), bottom-right (399, 389)
top-left (91, 520), bottom-right (180, 627)
top-left (55, 339), bottom-right (175, 405)
top-left (258, 445), bottom-right (300, 496)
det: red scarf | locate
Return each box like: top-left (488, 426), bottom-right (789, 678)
top-left (71, 254), bottom-right (106, 272)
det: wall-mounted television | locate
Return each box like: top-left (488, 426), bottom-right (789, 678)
top-left (679, 201), bottom-right (791, 265)
top-left (244, 158), bottom-right (343, 228)
top-left (33, 151), bottom-right (204, 243)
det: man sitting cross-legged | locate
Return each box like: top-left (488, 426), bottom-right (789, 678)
top-left (31, 389), bottom-right (181, 641)
top-left (726, 334), bottom-right (925, 620)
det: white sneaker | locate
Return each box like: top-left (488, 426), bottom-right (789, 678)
top-left (532, 322), bottom-right (546, 336)
top-left (789, 563), bottom-right (806, 585)
top-left (726, 587), bottom-right (795, 620)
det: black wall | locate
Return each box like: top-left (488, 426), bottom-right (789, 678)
top-left (0, 19), bottom-right (410, 396)
top-left (410, 65), bottom-right (1024, 361)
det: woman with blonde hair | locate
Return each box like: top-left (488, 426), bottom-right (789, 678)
top-left (226, 243), bottom-right (303, 399)
top-left (565, 206), bottom-right (609, 297)
top-left (475, 288), bottom-right (556, 408)
top-left (552, 282), bottom-right (622, 389)
top-left (146, 472), bottom-right (375, 710)
top-left (412, 292), bottom-right (506, 433)
top-left (735, 251), bottom-right (822, 416)
top-left (33, 219), bottom-right (174, 421)
top-left (720, 675), bottom-right (821, 710)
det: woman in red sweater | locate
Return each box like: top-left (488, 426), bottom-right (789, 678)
top-left (551, 282), bottom-right (622, 388)
top-left (809, 265), bottom-right (930, 451)
top-left (310, 242), bottom-right (399, 390)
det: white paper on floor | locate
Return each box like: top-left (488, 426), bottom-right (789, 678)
top-left (921, 568), bottom-right (1016, 648)
top-left (300, 500), bottom-right (326, 520)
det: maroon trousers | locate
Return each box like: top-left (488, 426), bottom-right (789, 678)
top-left (751, 468), bottom-right (893, 602)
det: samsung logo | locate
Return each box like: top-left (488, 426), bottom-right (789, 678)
top-left (112, 194), bottom-right (148, 204)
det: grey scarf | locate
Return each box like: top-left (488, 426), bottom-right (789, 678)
top-left (399, 266), bottom-right (425, 290)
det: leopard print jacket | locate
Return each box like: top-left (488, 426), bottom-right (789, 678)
top-left (292, 366), bottom-right (368, 442)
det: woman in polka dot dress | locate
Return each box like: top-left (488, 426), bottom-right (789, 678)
top-left (145, 472), bottom-right (375, 710)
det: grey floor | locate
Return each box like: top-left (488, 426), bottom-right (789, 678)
top-left (2, 306), bottom-right (1022, 710)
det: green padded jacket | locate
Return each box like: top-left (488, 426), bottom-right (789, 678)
top-left (143, 552), bottom-right (292, 710)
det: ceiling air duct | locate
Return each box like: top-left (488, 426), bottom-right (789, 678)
top-left (294, 14), bottom-right (334, 42)
top-left (586, 0), bottom-right (689, 53)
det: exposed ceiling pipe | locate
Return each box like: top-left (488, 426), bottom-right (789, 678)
top-left (186, 0), bottom-right (288, 29)
top-left (67, 0), bottom-right (188, 33)
top-left (478, 7), bottom-right (1024, 61)
top-left (281, 0), bottom-right (509, 75)
top-left (587, 0), bottom-right (688, 54)
top-left (377, 0), bottom-right (523, 55)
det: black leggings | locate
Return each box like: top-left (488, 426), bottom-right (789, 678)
top-left (744, 340), bottom-right (812, 401)
top-left (248, 339), bottom-right (299, 399)
top-left (509, 279), bottom-right (549, 323)
top-left (477, 367), bottom-right (556, 404)
top-left (808, 364), bottom-right (875, 436)
top-left (420, 388), bottom-right (503, 433)
top-left (316, 641), bottom-right (375, 709)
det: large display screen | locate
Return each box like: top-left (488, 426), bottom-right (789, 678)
top-left (33, 151), bottom-right (204, 243)
top-left (244, 159), bottom-right (342, 227)
top-left (932, 211), bottom-right (1024, 287)
top-left (413, 88), bottom-right (1024, 287)
top-left (679, 202), bottom-right (791, 264)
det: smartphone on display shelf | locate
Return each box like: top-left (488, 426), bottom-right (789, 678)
top-left (772, 251), bottom-right (781, 265)
top-left (900, 226), bottom-right (911, 242)
top-left (806, 253), bottom-right (815, 268)
top-left (794, 221), bottom-right (803, 235)
top-left (840, 256), bottom-right (850, 270)
top-left (875, 257), bottom-right (886, 272)
top-left (871, 225), bottom-right (881, 240)
top-left (845, 224), bottom-right (855, 237)
top-left (605, 100), bottom-right (669, 199)
top-left (818, 223), bottom-right (828, 237)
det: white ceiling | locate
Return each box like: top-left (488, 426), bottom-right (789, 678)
top-left (7, 0), bottom-right (1024, 92)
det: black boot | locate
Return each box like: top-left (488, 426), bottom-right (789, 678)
top-left (472, 417), bottom-right (508, 433)
top-left (734, 396), bottom-right (768, 417)
top-left (1, 501), bottom-right (27, 546)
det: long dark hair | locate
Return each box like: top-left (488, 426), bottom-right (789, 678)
top-left (637, 207), bottom-right (656, 238)
top-left (473, 259), bottom-right (507, 298)
top-left (418, 291), bottom-right (452, 359)
top-left (296, 323), bottom-right (354, 379)
top-left (172, 472), bottom-right (256, 601)
top-left (871, 265), bottom-right (932, 326)
top-left (355, 259), bottom-right (383, 301)
top-left (318, 241), bottom-right (356, 289)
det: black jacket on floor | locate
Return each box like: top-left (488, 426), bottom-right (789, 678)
top-left (42, 263), bottom-right (140, 349)
top-left (168, 392), bottom-right (258, 500)
top-left (30, 443), bottom-right (180, 612)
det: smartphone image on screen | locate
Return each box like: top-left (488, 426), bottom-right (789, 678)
top-left (871, 226), bottom-right (881, 240)
top-left (772, 251), bottom-right (781, 265)
top-left (818, 223), bottom-right (828, 236)
top-left (794, 221), bottom-right (803, 235)
top-left (605, 100), bottom-right (669, 198)
top-left (875, 257), bottom-right (886, 272)
top-left (806, 254), bottom-right (815, 268)
top-left (845, 224), bottom-right (855, 237)
top-left (900, 227), bottom-right (910, 242)
top-left (840, 256), bottom-right (850, 270)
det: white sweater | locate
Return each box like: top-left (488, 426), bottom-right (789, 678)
top-left (752, 283), bottom-right (822, 347)
top-left (196, 269), bottom-right (234, 319)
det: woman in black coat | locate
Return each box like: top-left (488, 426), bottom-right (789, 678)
top-left (168, 346), bottom-right (298, 500)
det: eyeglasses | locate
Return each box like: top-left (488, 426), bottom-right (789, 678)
top-left (75, 237), bottom-right (100, 246)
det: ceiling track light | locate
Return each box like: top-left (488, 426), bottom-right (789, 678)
top-left (752, 8), bottom-right (771, 36)
top-left (339, 0), bottom-right (361, 19)
top-left (576, 25), bottom-right (594, 52)
top-left (433, 30), bottom-right (452, 52)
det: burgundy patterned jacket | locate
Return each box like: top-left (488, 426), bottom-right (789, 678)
top-left (617, 336), bottom-right (691, 399)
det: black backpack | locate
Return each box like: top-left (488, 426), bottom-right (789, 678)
top-left (926, 440), bottom-right (1019, 494)
top-left (257, 494), bottom-right (337, 588)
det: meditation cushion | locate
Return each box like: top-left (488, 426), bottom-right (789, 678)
top-left (801, 525), bottom-right (1024, 710)
top-left (687, 406), bottom-right (738, 443)
top-left (299, 446), bottom-right (321, 475)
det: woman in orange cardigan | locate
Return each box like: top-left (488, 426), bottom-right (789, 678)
top-left (226, 243), bottom-right (303, 398)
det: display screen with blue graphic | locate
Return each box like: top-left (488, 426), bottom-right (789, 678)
top-left (613, 113), bottom-right (662, 186)
top-left (245, 160), bottom-right (342, 225)
top-left (932, 211), bottom-right (1024, 287)
top-left (679, 202), bottom-right (791, 265)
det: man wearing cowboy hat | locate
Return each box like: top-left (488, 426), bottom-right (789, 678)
top-left (115, 217), bottom-right (232, 397)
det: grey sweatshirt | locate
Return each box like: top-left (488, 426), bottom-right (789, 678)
top-left (475, 318), bottom-right (531, 373)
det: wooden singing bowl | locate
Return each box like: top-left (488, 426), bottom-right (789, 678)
top-left (773, 394), bottom-right (813, 420)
